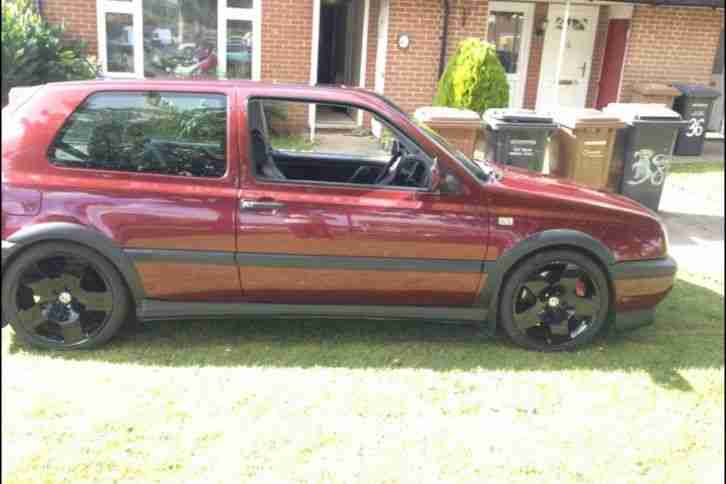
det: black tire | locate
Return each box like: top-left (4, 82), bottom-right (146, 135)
top-left (2, 242), bottom-right (130, 350)
top-left (499, 250), bottom-right (611, 352)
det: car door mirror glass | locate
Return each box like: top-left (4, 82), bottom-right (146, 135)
top-left (437, 172), bottom-right (464, 195)
top-left (428, 157), bottom-right (442, 192)
top-left (390, 139), bottom-right (401, 158)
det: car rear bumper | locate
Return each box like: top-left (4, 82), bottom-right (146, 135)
top-left (610, 256), bottom-right (678, 331)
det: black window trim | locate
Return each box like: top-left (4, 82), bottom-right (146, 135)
top-left (244, 96), bottom-right (437, 193)
top-left (46, 89), bottom-right (233, 182)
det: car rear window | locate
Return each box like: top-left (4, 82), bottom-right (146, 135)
top-left (48, 91), bottom-right (228, 178)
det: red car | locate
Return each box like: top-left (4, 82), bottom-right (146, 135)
top-left (1, 80), bottom-right (676, 351)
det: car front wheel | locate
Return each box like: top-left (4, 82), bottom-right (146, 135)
top-left (499, 250), bottom-right (611, 351)
top-left (2, 242), bottom-right (130, 350)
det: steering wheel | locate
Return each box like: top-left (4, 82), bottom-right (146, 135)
top-left (393, 156), bottom-right (427, 187)
top-left (374, 141), bottom-right (403, 184)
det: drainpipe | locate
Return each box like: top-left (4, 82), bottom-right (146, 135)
top-left (438, 0), bottom-right (451, 79)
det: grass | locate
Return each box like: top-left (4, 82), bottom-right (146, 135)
top-left (669, 161), bottom-right (724, 174)
top-left (2, 274), bottom-right (723, 483)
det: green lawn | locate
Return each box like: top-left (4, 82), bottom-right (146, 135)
top-left (669, 161), bottom-right (724, 174)
top-left (2, 270), bottom-right (723, 483)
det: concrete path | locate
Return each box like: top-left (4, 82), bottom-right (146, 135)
top-left (670, 139), bottom-right (724, 164)
top-left (659, 163), bottom-right (724, 282)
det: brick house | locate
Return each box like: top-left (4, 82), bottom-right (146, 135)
top-left (39, 0), bottom-right (724, 129)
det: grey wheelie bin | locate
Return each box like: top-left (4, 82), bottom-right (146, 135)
top-left (671, 83), bottom-right (722, 156)
top-left (603, 103), bottom-right (687, 211)
top-left (482, 109), bottom-right (557, 172)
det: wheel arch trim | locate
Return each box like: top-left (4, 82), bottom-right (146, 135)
top-left (4, 222), bottom-right (146, 307)
top-left (481, 229), bottom-right (616, 334)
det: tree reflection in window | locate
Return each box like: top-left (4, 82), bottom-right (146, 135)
top-left (49, 92), bottom-right (227, 178)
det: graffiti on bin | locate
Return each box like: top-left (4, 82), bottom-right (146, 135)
top-left (628, 149), bottom-right (667, 186)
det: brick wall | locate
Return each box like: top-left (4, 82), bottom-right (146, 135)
top-left (445, 0), bottom-right (490, 61)
top-left (261, 0), bottom-right (313, 84)
top-left (383, 0), bottom-right (489, 115)
top-left (523, 2), bottom-right (547, 109)
top-left (42, 0), bottom-right (98, 56)
top-left (585, 6), bottom-right (610, 108)
top-left (260, 0), bottom-right (315, 131)
top-left (620, 5), bottom-right (725, 101)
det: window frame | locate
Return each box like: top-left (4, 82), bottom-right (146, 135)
top-left (96, 0), bottom-right (262, 81)
top-left (47, 90), bottom-right (233, 181)
top-left (97, 0), bottom-right (144, 78)
top-left (245, 96), bottom-right (436, 193)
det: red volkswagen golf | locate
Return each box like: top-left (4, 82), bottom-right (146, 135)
top-left (1, 80), bottom-right (676, 351)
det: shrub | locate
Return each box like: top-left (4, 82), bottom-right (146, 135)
top-left (2, 0), bottom-right (97, 105)
top-left (434, 38), bottom-right (509, 114)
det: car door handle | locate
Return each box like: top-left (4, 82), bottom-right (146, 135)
top-left (240, 199), bottom-right (286, 211)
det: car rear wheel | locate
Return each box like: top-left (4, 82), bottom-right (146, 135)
top-left (499, 250), bottom-right (611, 351)
top-left (2, 242), bottom-right (129, 350)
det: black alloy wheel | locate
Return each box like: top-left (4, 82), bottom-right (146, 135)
top-left (2, 242), bottom-right (129, 350)
top-left (500, 250), bottom-right (611, 351)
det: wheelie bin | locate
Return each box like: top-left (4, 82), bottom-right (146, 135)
top-left (671, 83), bottom-right (722, 156)
top-left (482, 108), bottom-right (557, 172)
top-left (550, 108), bottom-right (625, 190)
top-left (603, 103), bottom-right (687, 211)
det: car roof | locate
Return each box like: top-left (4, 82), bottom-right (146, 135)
top-left (42, 79), bottom-right (374, 97)
top-left (39, 79), bottom-right (400, 115)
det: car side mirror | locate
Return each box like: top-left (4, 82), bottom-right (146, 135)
top-left (390, 139), bottom-right (401, 157)
top-left (429, 157), bottom-right (442, 192)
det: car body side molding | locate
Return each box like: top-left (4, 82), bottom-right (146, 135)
top-left (480, 229), bottom-right (617, 334)
top-left (124, 249), bottom-right (487, 273)
top-left (235, 253), bottom-right (485, 273)
top-left (6, 222), bottom-right (147, 306)
top-left (125, 249), bottom-right (236, 266)
top-left (139, 299), bottom-right (487, 323)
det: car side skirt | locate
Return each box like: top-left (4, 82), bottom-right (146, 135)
top-left (138, 299), bottom-right (488, 324)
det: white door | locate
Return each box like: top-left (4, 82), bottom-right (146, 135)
top-left (710, 72), bottom-right (724, 134)
top-left (537, 5), bottom-right (599, 110)
top-left (487, 2), bottom-right (534, 108)
top-left (372, 0), bottom-right (390, 136)
top-left (374, 0), bottom-right (389, 94)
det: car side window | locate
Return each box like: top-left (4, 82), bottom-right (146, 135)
top-left (49, 91), bottom-right (228, 178)
top-left (248, 98), bottom-right (433, 189)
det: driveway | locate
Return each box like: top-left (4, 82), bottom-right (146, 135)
top-left (659, 144), bottom-right (724, 283)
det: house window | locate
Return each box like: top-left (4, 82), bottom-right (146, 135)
top-left (105, 12), bottom-right (135, 73)
top-left (97, 0), bottom-right (261, 80)
top-left (487, 11), bottom-right (524, 74)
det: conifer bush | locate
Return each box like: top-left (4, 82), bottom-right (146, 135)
top-left (434, 38), bottom-right (509, 114)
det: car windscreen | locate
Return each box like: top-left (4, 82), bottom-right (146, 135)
top-left (368, 92), bottom-right (494, 182)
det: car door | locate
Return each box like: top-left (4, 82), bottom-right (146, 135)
top-left (44, 85), bottom-right (242, 302)
top-left (236, 95), bottom-right (488, 307)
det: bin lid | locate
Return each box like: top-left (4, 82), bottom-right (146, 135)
top-left (484, 108), bottom-right (554, 123)
top-left (631, 83), bottom-right (681, 97)
top-left (413, 107), bottom-right (481, 127)
top-left (602, 103), bottom-right (683, 123)
top-left (670, 83), bottom-right (722, 99)
top-left (553, 108), bottom-right (625, 129)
